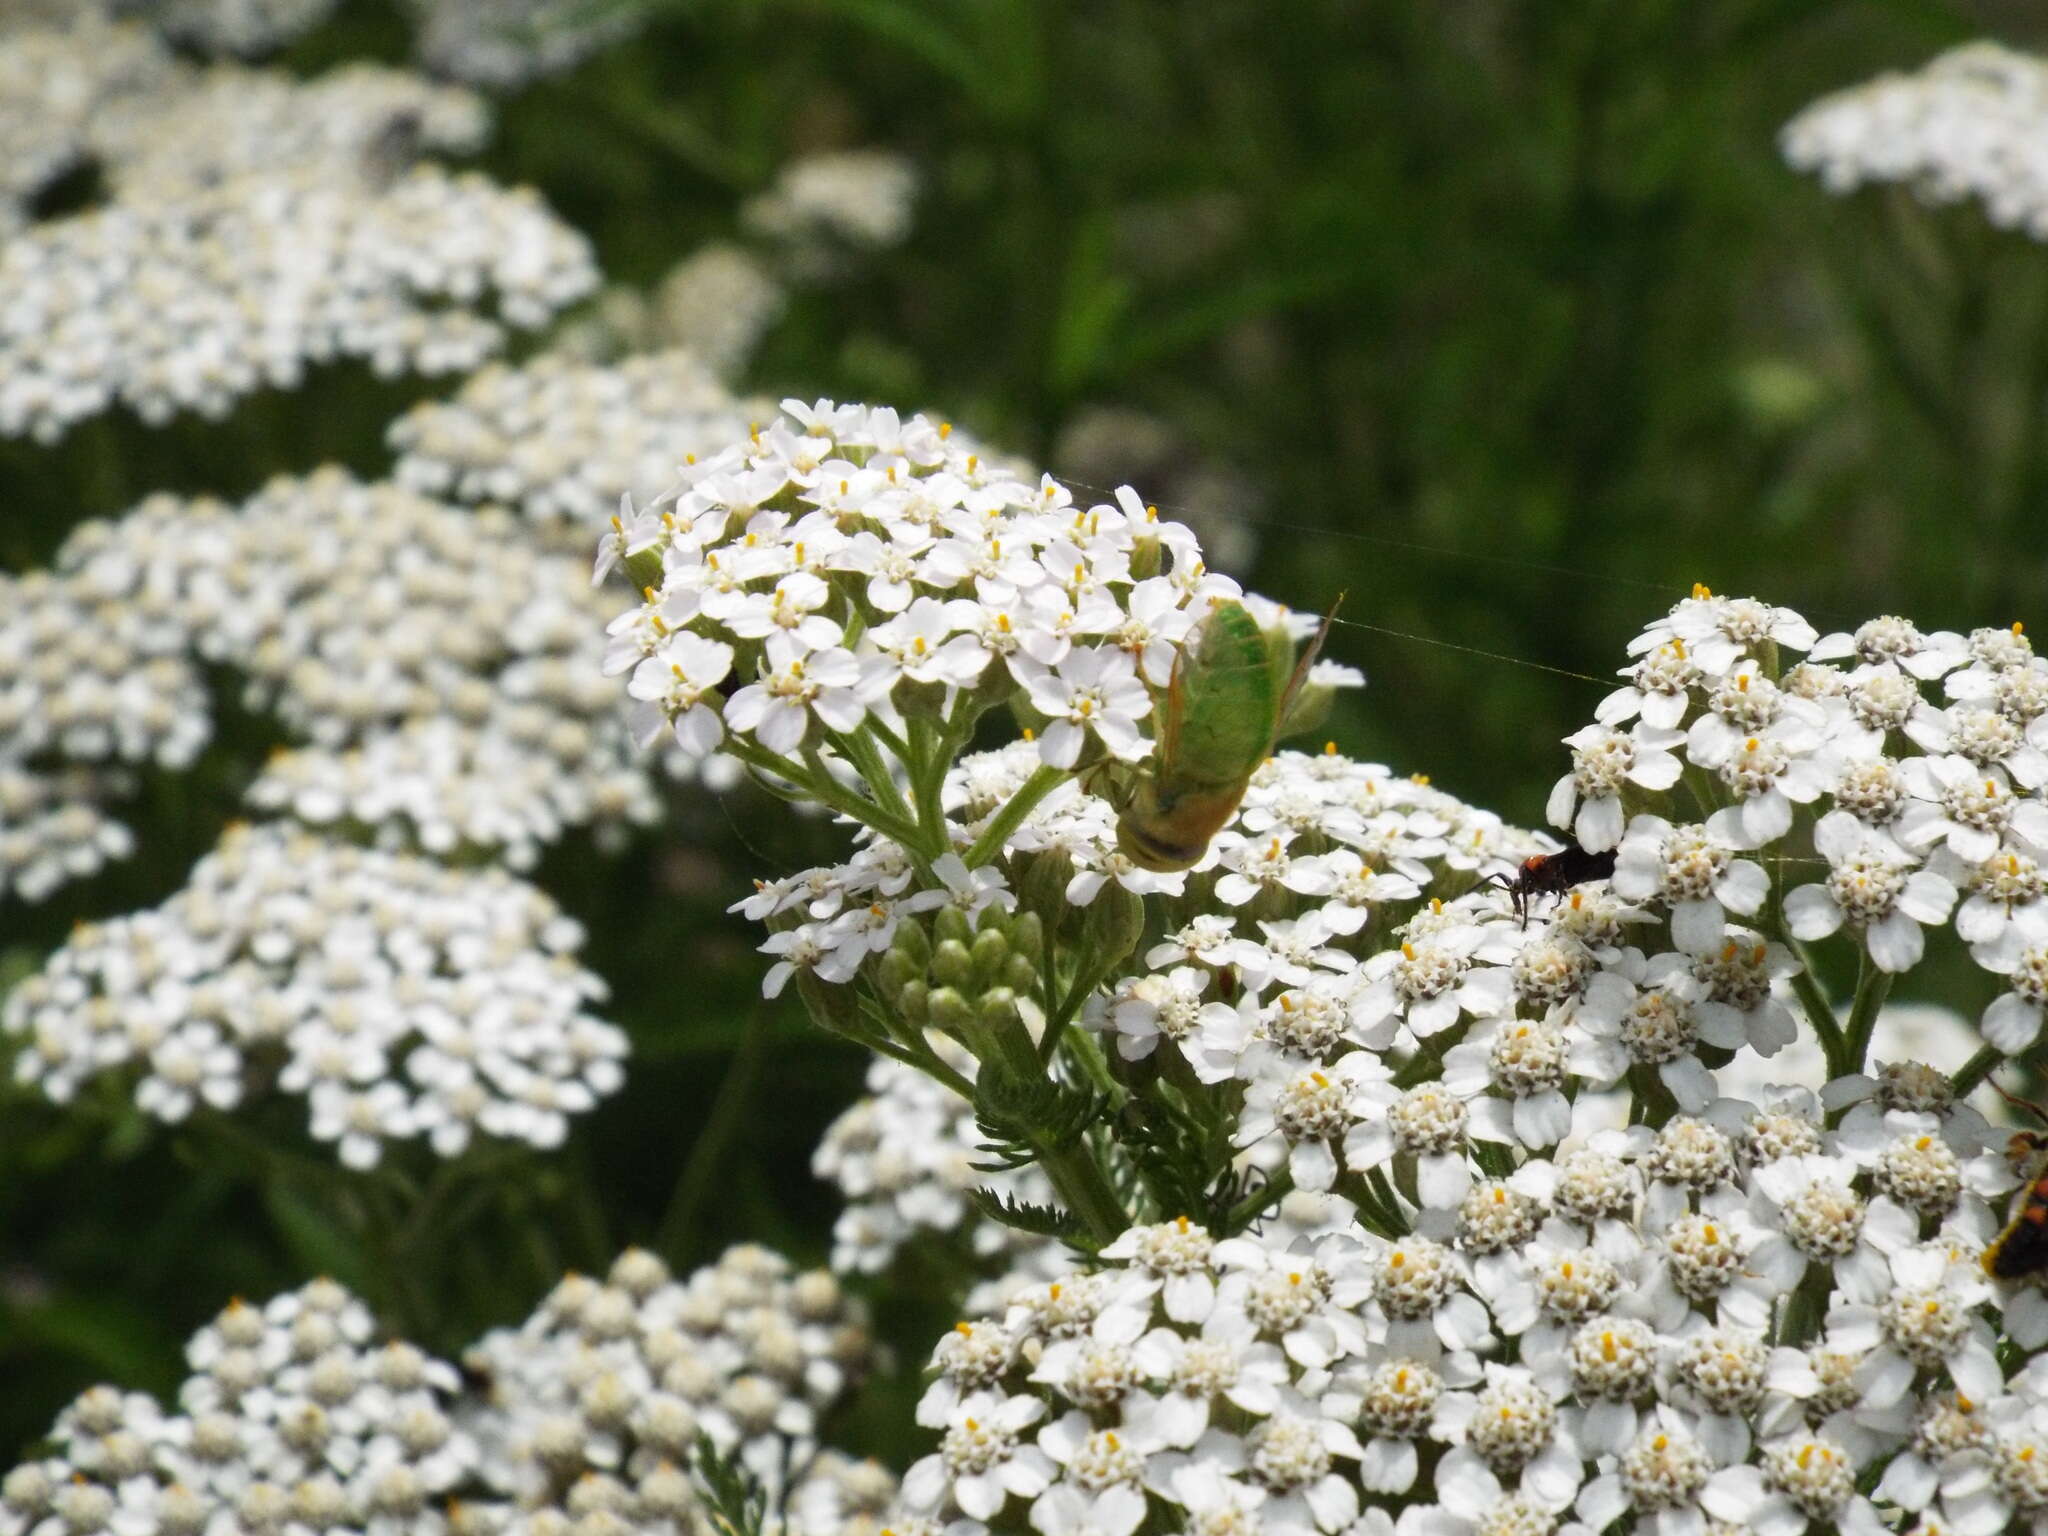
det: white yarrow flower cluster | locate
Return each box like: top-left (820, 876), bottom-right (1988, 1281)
top-left (389, 350), bottom-right (768, 541)
top-left (1784, 42), bottom-right (2048, 240)
top-left (404, 0), bottom-right (645, 89)
top-left (122, 0), bottom-right (343, 57)
top-left (741, 151), bottom-right (920, 282)
top-left (460, 1246), bottom-right (874, 1520)
top-left (2, 822), bottom-right (625, 1166)
top-left (0, 161), bottom-right (594, 442)
top-left (59, 471), bottom-right (687, 865)
top-left (0, 564), bottom-right (209, 899)
top-left (814, 1045), bottom-right (1059, 1277)
top-left (1, 1260), bottom-right (891, 1536)
top-left (0, 1280), bottom-right (472, 1536)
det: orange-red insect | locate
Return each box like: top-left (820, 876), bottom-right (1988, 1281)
top-left (1984, 1083), bottom-right (2048, 1281)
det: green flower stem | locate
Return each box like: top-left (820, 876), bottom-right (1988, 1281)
top-left (1834, 952), bottom-right (1895, 1083)
top-left (721, 737), bottom-right (926, 848)
top-left (1782, 935), bottom-right (1847, 1067)
top-left (965, 764), bottom-right (1070, 867)
top-left (1953, 1043), bottom-right (2003, 1097)
top-left (818, 734), bottom-right (922, 848)
top-left (1333, 1170), bottom-right (1404, 1239)
top-left (1042, 949), bottom-right (1126, 1064)
top-left (1059, 1022), bottom-right (1123, 1103)
top-left (905, 713), bottom-right (957, 850)
top-left (1043, 1143), bottom-right (1131, 1247)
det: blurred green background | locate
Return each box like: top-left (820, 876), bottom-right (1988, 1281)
top-left (9, 0), bottom-right (2048, 1462)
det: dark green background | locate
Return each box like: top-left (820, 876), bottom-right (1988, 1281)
top-left (6, 0), bottom-right (2047, 1463)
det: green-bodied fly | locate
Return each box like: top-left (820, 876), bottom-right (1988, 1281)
top-left (1095, 598), bottom-right (1335, 872)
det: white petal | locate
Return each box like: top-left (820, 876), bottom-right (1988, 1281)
top-left (1782, 884), bottom-right (1842, 940)
top-left (1983, 991), bottom-right (2044, 1053)
top-left (1864, 908), bottom-right (1925, 972)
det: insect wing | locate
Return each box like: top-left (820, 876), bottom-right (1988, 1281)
top-left (1272, 599), bottom-right (1342, 744)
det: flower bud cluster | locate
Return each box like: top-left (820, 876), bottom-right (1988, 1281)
top-left (1, 822), bottom-right (625, 1166)
top-left (1, 1254), bottom-right (888, 1536)
top-left (1783, 42), bottom-right (2048, 239)
top-left (389, 350), bottom-right (767, 540)
top-left (0, 1281), bottom-right (471, 1536)
top-left (459, 1246), bottom-right (877, 1525)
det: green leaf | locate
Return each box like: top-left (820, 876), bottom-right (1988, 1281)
top-left (262, 1183), bottom-right (370, 1294)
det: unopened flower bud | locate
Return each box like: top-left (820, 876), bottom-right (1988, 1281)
top-left (795, 972), bottom-right (864, 1038)
top-left (927, 986), bottom-right (975, 1033)
top-left (898, 979), bottom-right (930, 1026)
top-left (875, 947), bottom-right (922, 1004)
top-left (891, 917), bottom-right (931, 969)
top-left (972, 927), bottom-right (1011, 987)
top-left (1009, 911), bottom-right (1045, 964)
top-left (933, 905), bottom-right (973, 949)
top-left (978, 987), bottom-right (1021, 1031)
top-left (1082, 885), bottom-right (1144, 971)
top-left (931, 938), bottom-right (975, 989)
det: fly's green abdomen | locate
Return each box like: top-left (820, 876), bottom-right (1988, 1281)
top-left (1172, 600), bottom-right (1290, 786)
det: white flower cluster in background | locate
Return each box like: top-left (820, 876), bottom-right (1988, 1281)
top-left (0, 767), bottom-right (138, 907)
top-left (0, 15), bottom-right (171, 235)
top-left (815, 1044), bottom-right (1059, 1277)
top-left (0, 1256), bottom-right (891, 1536)
top-left (88, 62), bottom-right (489, 198)
top-left (0, 19), bottom-right (592, 442)
top-left (389, 350), bottom-right (768, 540)
top-left (0, 163), bottom-right (594, 442)
top-left (119, 0), bottom-right (343, 57)
top-left (899, 1148), bottom-right (2048, 1536)
top-left (1784, 42), bottom-right (2048, 239)
top-left (651, 243), bottom-right (790, 380)
top-left (0, 566), bottom-right (209, 901)
top-left (742, 152), bottom-right (919, 283)
top-left (460, 1246), bottom-right (881, 1530)
top-left (405, 0), bottom-right (648, 89)
top-left (0, 18), bottom-right (482, 229)
top-left (1, 822), bottom-right (625, 1167)
top-left (0, 1281), bottom-right (474, 1536)
top-left (58, 471), bottom-right (674, 865)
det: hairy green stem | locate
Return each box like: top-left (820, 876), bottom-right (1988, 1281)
top-left (966, 764), bottom-right (1070, 867)
top-left (721, 737), bottom-right (925, 846)
top-left (1953, 1042), bottom-right (2003, 1098)
top-left (1834, 952), bottom-right (1895, 1084)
